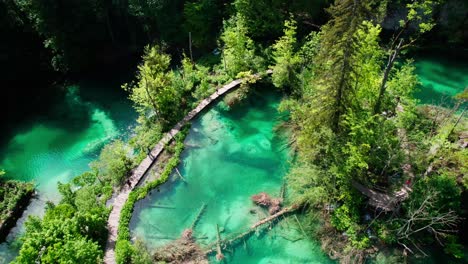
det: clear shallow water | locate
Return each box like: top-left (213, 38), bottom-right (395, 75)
top-left (130, 89), bottom-right (333, 263)
top-left (414, 54), bottom-right (468, 105)
top-left (0, 84), bottom-right (136, 199)
top-left (0, 81), bottom-right (136, 263)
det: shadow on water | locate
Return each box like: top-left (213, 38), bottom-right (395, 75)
top-left (413, 50), bottom-right (468, 106)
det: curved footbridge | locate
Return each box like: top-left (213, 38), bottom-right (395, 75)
top-left (103, 70), bottom-right (272, 264)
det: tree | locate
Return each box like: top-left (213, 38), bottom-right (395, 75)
top-left (393, 175), bottom-right (462, 256)
top-left (374, 0), bottom-right (441, 114)
top-left (183, 0), bottom-right (225, 49)
top-left (13, 204), bottom-right (103, 264)
top-left (13, 0), bottom-right (112, 72)
top-left (233, 0), bottom-right (286, 39)
top-left (271, 18), bottom-right (301, 91)
top-left (220, 14), bottom-right (263, 77)
top-left (123, 45), bottom-right (181, 125)
top-left (128, 0), bottom-right (185, 45)
top-left (311, 0), bottom-right (372, 132)
top-left (90, 140), bottom-right (134, 187)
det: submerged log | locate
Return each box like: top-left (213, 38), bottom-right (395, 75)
top-left (175, 168), bottom-right (187, 183)
top-left (191, 203), bottom-right (207, 230)
top-left (251, 206), bottom-right (295, 229)
top-left (205, 205), bottom-right (299, 255)
top-left (215, 224), bottom-right (224, 261)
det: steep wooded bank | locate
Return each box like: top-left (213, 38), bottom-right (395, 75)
top-left (272, 0), bottom-right (468, 262)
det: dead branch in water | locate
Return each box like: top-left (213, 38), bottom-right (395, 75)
top-left (204, 205), bottom-right (299, 255)
top-left (191, 203), bottom-right (207, 230)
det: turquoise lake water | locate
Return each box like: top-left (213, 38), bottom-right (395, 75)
top-left (130, 88), bottom-right (333, 263)
top-left (0, 80), bottom-right (137, 263)
top-left (0, 53), bottom-right (466, 263)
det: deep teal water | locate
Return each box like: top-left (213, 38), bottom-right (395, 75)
top-left (414, 54), bottom-right (468, 105)
top-left (0, 81), bottom-right (136, 263)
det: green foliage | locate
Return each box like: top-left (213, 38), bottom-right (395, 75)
top-left (115, 128), bottom-right (188, 264)
top-left (233, 0), bottom-right (286, 39)
top-left (271, 18), bottom-right (301, 91)
top-left (58, 182), bottom-right (75, 206)
top-left (13, 204), bottom-right (103, 264)
top-left (331, 204), bottom-right (356, 231)
top-left (13, 0), bottom-right (111, 71)
top-left (90, 140), bottom-right (134, 187)
top-left (408, 174), bottom-right (461, 215)
top-left (311, 0), bottom-right (372, 132)
top-left (124, 45), bottom-right (181, 126)
top-left (287, 163), bottom-right (332, 207)
top-left (130, 117), bottom-right (164, 163)
top-left (183, 0), bottom-right (224, 49)
top-left (128, 0), bottom-right (185, 45)
top-left (401, 0), bottom-right (441, 34)
top-left (0, 176), bottom-right (34, 223)
top-left (444, 235), bottom-right (465, 259)
top-left (220, 14), bottom-right (264, 78)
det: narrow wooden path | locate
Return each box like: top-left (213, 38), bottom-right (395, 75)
top-left (352, 181), bottom-right (411, 212)
top-left (351, 103), bottom-right (414, 212)
top-left (103, 71), bottom-right (271, 264)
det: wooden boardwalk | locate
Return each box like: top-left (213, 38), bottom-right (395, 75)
top-left (103, 71), bottom-right (271, 264)
top-left (352, 181), bottom-right (411, 212)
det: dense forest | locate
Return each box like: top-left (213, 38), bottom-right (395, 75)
top-left (1, 0), bottom-right (467, 263)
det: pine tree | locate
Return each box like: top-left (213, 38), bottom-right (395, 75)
top-left (312, 0), bottom-right (372, 132)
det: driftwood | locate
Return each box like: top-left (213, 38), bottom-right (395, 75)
top-left (175, 168), bottom-right (187, 183)
top-left (150, 205), bottom-right (176, 209)
top-left (215, 224), bottom-right (224, 261)
top-left (205, 205), bottom-right (299, 255)
top-left (191, 203), bottom-right (207, 231)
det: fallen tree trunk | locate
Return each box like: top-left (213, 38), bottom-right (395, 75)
top-left (205, 205), bottom-right (299, 255)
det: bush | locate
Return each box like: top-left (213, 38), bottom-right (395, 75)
top-left (91, 140), bottom-right (134, 187)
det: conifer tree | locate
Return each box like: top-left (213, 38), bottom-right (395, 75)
top-left (312, 0), bottom-right (372, 132)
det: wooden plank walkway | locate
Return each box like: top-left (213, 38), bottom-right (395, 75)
top-left (351, 103), bottom-right (415, 212)
top-left (103, 71), bottom-right (271, 264)
top-left (352, 181), bottom-right (411, 212)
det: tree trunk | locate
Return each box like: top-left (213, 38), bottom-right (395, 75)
top-left (448, 106), bottom-right (466, 138)
top-left (374, 38), bottom-right (403, 115)
top-left (333, 46), bottom-right (350, 132)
